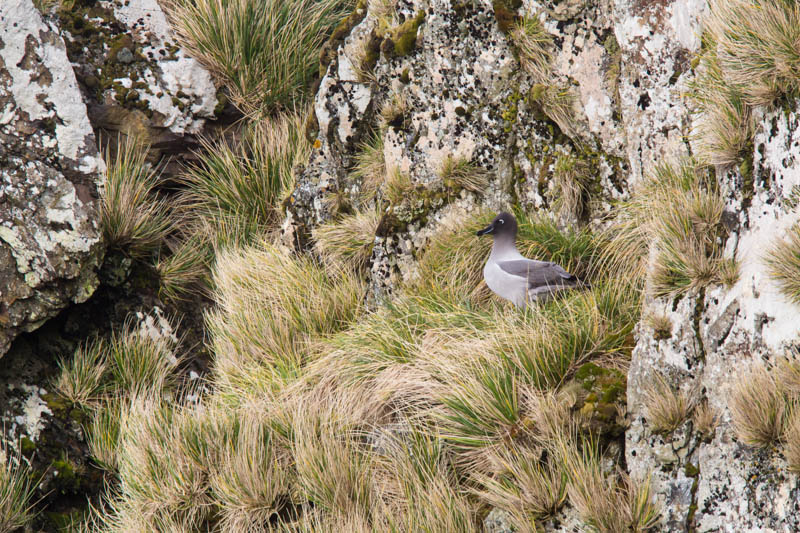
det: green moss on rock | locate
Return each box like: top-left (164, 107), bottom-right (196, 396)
top-left (381, 10), bottom-right (426, 58)
top-left (493, 0), bottom-right (522, 34)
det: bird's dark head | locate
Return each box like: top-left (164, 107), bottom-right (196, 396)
top-left (476, 211), bottom-right (518, 239)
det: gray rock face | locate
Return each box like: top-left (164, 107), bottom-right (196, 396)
top-left (289, 0), bottom-right (631, 299)
top-left (627, 104), bottom-right (800, 531)
top-left (0, 0), bottom-right (105, 356)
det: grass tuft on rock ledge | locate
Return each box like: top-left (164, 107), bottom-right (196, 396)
top-left (100, 136), bottom-right (173, 259)
top-left (764, 224), bottom-right (800, 305)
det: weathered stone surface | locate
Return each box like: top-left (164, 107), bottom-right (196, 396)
top-left (288, 0), bottom-right (630, 299)
top-left (53, 0), bottom-right (219, 159)
top-left (0, 0), bottom-right (105, 356)
top-left (627, 103), bottom-right (800, 531)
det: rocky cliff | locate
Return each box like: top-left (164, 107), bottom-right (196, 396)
top-left (2, 0), bottom-right (800, 530)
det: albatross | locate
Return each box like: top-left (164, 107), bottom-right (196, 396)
top-left (476, 212), bottom-right (584, 307)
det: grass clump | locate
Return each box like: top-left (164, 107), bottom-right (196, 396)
top-left (729, 363), bottom-right (786, 448)
top-left (156, 235), bottom-right (212, 302)
top-left (180, 114), bottom-right (308, 248)
top-left (168, 0), bottom-right (352, 116)
top-left (208, 239), bottom-right (365, 377)
top-left (438, 155), bottom-right (490, 194)
top-left (100, 136), bottom-right (173, 259)
top-left (552, 150), bottom-right (593, 222)
top-left (600, 159), bottom-right (735, 298)
top-left (690, 0), bottom-right (800, 166)
top-left (55, 339), bottom-right (107, 407)
top-left (312, 210), bottom-right (380, 272)
top-left (783, 407), bottom-right (800, 473)
top-left (509, 15), bottom-right (552, 81)
top-left (642, 376), bottom-right (695, 434)
top-left (560, 436), bottom-right (660, 532)
top-left (0, 442), bottom-right (38, 532)
top-left (764, 224), bottom-right (800, 304)
top-left (351, 129), bottom-right (386, 207)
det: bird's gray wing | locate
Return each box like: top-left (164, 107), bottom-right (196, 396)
top-left (498, 259), bottom-right (578, 289)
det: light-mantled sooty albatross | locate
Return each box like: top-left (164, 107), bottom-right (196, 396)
top-left (476, 212), bottom-right (585, 307)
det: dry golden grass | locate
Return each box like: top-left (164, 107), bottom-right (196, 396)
top-left (438, 155), bottom-right (490, 194)
top-left (509, 16), bottom-right (553, 81)
top-left (765, 224), bottom-right (800, 305)
top-left (383, 167), bottom-right (414, 206)
top-left (156, 235), bottom-right (212, 302)
top-left (642, 376), bottom-right (695, 434)
top-left (782, 406), bottom-right (800, 473)
top-left (473, 445), bottom-right (567, 531)
top-left (208, 239), bottom-right (365, 374)
top-left (693, 401), bottom-right (719, 438)
top-left (729, 363), bottom-right (786, 448)
top-left (351, 130), bottom-right (386, 207)
top-left (559, 435), bottom-right (660, 532)
top-left (210, 409), bottom-right (293, 531)
top-left (645, 313), bottom-right (673, 341)
top-left (312, 209), bottom-right (380, 272)
top-left (116, 395), bottom-right (211, 527)
top-left (552, 150), bottom-right (593, 222)
top-left (530, 83), bottom-right (578, 139)
top-left (379, 93), bottom-right (407, 129)
top-left (704, 0), bottom-right (800, 107)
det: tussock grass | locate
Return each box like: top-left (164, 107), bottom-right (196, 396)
top-left (691, 0), bottom-right (800, 165)
top-left (106, 322), bottom-right (179, 397)
top-left (1, 442), bottom-right (38, 533)
top-left (599, 159), bottom-right (735, 297)
top-left (438, 155), bottom-right (490, 194)
top-left (729, 363), bottom-right (786, 448)
top-left (55, 338), bottom-right (107, 407)
top-left (116, 395), bottom-right (211, 526)
top-left (292, 402), bottom-right (373, 518)
top-left (642, 376), bottom-right (694, 434)
top-left (351, 130), bottom-right (386, 207)
top-left (167, 0), bottom-right (351, 116)
top-left (156, 235), bottom-right (212, 302)
top-left (312, 209), bottom-right (380, 272)
top-left (560, 436), bottom-right (660, 532)
top-left (100, 136), bottom-right (173, 259)
top-left (473, 445), bottom-right (567, 530)
top-left (86, 396), bottom-right (127, 472)
top-left (509, 16), bottom-right (552, 81)
top-left (383, 168), bottom-right (414, 206)
top-left (530, 83), bottom-right (578, 139)
top-left (704, 0), bottom-right (800, 107)
top-left (783, 406), bottom-right (800, 473)
top-left (208, 239), bottom-right (365, 376)
top-left (553, 151), bottom-right (592, 222)
top-left (180, 114), bottom-right (308, 247)
top-left (380, 93), bottom-right (407, 129)
top-left (765, 224), bottom-right (800, 304)
top-left (210, 410), bottom-right (292, 531)
top-left (693, 400), bottom-right (719, 438)
top-left (645, 313), bottom-right (673, 340)
top-left (688, 48), bottom-right (755, 167)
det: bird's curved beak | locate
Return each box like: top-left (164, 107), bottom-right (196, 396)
top-left (476, 223), bottom-right (495, 236)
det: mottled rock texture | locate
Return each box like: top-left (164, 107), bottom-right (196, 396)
top-left (627, 103), bottom-right (800, 533)
top-left (0, 0), bottom-right (104, 356)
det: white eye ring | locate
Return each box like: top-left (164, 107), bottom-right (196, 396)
top-left (498, 219), bottom-right (504, 224)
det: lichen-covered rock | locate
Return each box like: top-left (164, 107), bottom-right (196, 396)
top-left (0, 0), bottom-right (105, 356)
top-left (52, 0), bottom-right (219, 157)
top-left (627, 103), bottom-right (800, 531)
top-left (288, 0), bottom-right (630, 298)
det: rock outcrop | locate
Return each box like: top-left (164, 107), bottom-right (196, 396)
top-left (0, 0), bottom-right (104, 356)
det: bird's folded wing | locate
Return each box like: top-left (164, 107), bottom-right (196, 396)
top-left (498, 259), bottom-right (577, 289)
